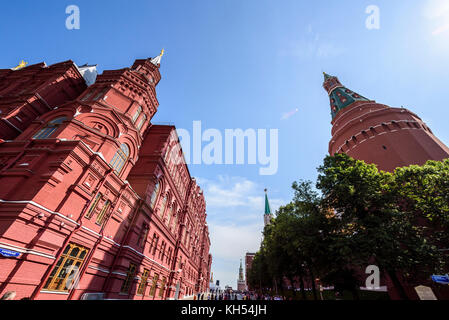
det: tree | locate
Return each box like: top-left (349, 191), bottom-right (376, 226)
top-left (393, 159), bottom-right (449, 249)
top-left (248, 153), bottom-right (448, 300)
top-left (317, 153), bottom-right (445, 299)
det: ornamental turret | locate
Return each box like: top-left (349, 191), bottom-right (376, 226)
top-left (323, 72), bottom-right (370, 119)
top-left (323, 73), bottom-right (449, 172)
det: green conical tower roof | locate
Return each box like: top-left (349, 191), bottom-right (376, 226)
top-left (322, 73), bottom-right (370, 119)
top-left (264, 189), bottom-right (271, 215)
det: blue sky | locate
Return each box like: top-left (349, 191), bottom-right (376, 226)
top-left (2, 0), bottom-right (449, 288)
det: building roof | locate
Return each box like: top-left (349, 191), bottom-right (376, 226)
top-left (264, 189), bottom-right (271, 215)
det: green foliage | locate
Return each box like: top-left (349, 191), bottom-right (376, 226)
top-left (248, 153), bottom-right (448, 299)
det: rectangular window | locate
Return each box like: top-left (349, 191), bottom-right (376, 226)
top-left (120, 263), bottom-right (137, 294)
top-left (92, 87), bottom-right (109, 101)
top-left (159, 241), bottom-right (166, 260)
top-left (138, 224), bottom-right (149, 247)
top-left (136, 114), bottom-right (147, 130)
top-left (132, 106), bottom-right (142, 123)
top-left (33, 127), bottom-right (58, 140)
top-left (167, 247), bottom-right (172, 265)
top-left (85, 193), bottom-right (102, 219)
top-left (95, 200), bottom-right (111, 226)
top-left (150, 274), bottom-right (159, 296)
top-left (137, 269), bottom-right (150, 296)
top-left (159, 277), bottom-right (167, 298)
top-left (43, 243), bottom-right (89, 292)
top-left (152, 235), bottom-right (159, 255)
top-left (81, 90), bottom-right (94, 101)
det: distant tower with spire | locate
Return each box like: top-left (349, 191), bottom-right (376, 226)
top-left (263, 189), bottom-right (273, 227)
top-left (323, 72), bottom-right (449, 172)
top-left (237, 259), bottom-right (246, 291)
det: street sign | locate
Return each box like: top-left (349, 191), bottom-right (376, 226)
top-left (0, 248), bottom-right (21, 258)
top-left (415, 285), bottom-right (437, 300)
top-left (431, 275), bottom-right (449, 285)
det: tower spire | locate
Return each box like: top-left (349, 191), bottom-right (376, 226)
top-left (264, 189), bottom-right (271, 216)
top-left (263, 189), bottom-right (273, 227)
top-left (323, 73), bottom-right (370, 119)
top-left (238, 259), bottom-right (244, 281)
top-left (150, 49), bottom-right (165, 66)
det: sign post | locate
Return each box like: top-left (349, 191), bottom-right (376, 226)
top-left (415, 285), bottom-right (437, 300)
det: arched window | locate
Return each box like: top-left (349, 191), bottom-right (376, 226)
top-left (150, 181), bottom-right (161, 209)
top-left (33, 117), bottom-right (67, 140)
top-left (132, 106), bottom-right (142, 123)
top-left (166, 204), bottom-right (174, 226)
top-left (159, 195), bottom-right (168, 219)
top-left (110, 144), bottom-right (130, 174)
top-left (136, 114), bottom-right (147, 130)
top-left (171, 212), bottom-right (178, 233)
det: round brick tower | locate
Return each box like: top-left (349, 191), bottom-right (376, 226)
top-left (323, 73), bottom-right (449, 172)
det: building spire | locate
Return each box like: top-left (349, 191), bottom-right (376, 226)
top-left (263, 189), bottom-right (273, 227)
top-left (264, 189), bottom-right (271, 216)
top-left (11, 60), bottom-right (28, 71)
top-left (238, 259), bottom-right (244, 281)
top-left (323, 73), bottom-right (370, 119)
top-left (150, 49), bottom-right (165, 66)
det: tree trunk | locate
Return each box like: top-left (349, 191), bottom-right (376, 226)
top-left (289, 276), bottom-right (297, 299)
top-left (299, 276), bottom-right (306, 300)
top-left (387, 269), bottom-right (409, 300)
top-left (351, 288), bottom-right (360, 300)
top-left (309, 270), bottom-right (318, 301)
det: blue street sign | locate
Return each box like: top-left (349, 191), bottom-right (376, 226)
top-left (431, 275), bottom-right (449, 285)
top-left (0, 248), bottom-right (21, 258)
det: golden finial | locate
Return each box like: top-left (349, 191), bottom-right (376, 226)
top-left (160, 49), bottom-right (165, 57)
top-left (12, 60), bottom-right (28, 71)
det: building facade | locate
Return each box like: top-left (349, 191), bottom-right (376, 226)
top-left (0, 53), bottom-right (212, 300)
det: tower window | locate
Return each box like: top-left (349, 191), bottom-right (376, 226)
top-left (159, 195), bottom-right (168, 219)
top-left (136, 114), bottom-right (147, 130)
top-left (382, 145), bottom-right (387, 150)
top-left (33, 117), bottom-right (67, 140)
top-left (132, 106), bottom-right (142, 123)
top-left (150, 181), bottom-right (161, 209)
top-left (110, 143), bottom-right (130, 175)
top-left (81, 90), bottom-right (94, 101)
top-left (92, 87), bottom-right (109, 101)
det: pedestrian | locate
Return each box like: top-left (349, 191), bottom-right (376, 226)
top-left (1, 291), bottom-right (16, 300)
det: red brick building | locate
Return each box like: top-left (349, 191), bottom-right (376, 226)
top-left (324, 72), bottom-right (449, 171)
top-left (245, 252), bottom-right (255, 291)
top-left (0, 53), bottom-right (212, 300)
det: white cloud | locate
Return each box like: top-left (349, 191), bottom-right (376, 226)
top-left (208, 222), bottom-right (263, 288)
top-left (197, 175), bottom-right (289, 287)
top-left (424, 0), bottom-right (449, 19)
top-left (279, 25), bottom-right (346, 59)
top-left (424, 0), bottom-right (449, 36)
top-left (201, 175), bottom-right (285, 211)
top-left (209, 222), bottom-right (262, 261)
